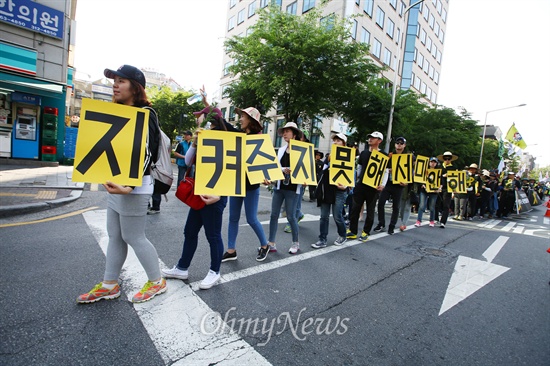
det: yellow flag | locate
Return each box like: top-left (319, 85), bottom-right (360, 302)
top-left (505, 124), bottom-right (527, 149)
top-left (289, 139), bottom-right (317, 185)
top-left (73, 99), bottom-right (148, 186)
top-left (329, 144), bottom-right (356, 187)
top-left (195, 130), bottom-right (247, 197)
top-left (362, 150), bottom-right (389, 188)
top-left (245, 134), bottom-right (284, 184)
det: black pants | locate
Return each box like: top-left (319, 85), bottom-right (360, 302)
top-left (349, 184), bottom-right (379, 235)
top-left (377, 185), bottom-right (404, 229)
top-left (440, 191), bottom-right (452, 224)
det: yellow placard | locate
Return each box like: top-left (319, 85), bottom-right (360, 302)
top-left (447, 170), bottom-right (466, 194)
top-left (289, 139), bottom-right (317, 186)
top-left (195, 130), bottom-right (246, 197)
top-left (329, 144), bottom-right (356, 187)
top-left (245, 135), bottom-right (284, 184)
top-left (425, 168), bottom-right (441, 193)
top-left (413, 155), bottom-right (429, 183)
top-left (72, 99), bottom-right (148, 186)
top-left (391, 153), bottom-right (413, 184)
top-left (362, 150), bottom-right (389, 189)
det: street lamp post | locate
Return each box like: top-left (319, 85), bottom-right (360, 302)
top-left (479, 103), bottom-right (526, 169)
top-left (385, 0), bottom-right (425, 153)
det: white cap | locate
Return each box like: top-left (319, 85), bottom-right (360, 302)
top-left (367, 131), bottom-right (383, 140)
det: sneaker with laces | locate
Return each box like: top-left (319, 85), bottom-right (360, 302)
top-left (269, 244), bottom-right (277, 252)
top-left (334, 236), bottom-right (347, 246)
top-left (346, 229), bottom-right (357, 239)
top-left (388, 227), bottom-right (395, 235)
top-left (359, 231), bottom-right (369, 242)
top-left (147, 208), bottom-right (160, 215)
top-left (221, 251), bottom-right (237, 262)
top-left (199, 270), bottom-right (220, 290)
top-left (132, 279), bottom-right (167, 303)
top-left (414, 220), bottom-right (421, 227)
top-left (162, 266), bottom-right (188, 280)
top-left (429, 221), bottom-right (435, 227)
top-left (77, 283), bottom-right (121, 304)
top-left (257, 246), bottom-right (269, 262)
top-left (311, 240), bottom-right (327, 249)
top-left (283, 224), bottom-right (292, 233)
top-left (440, 223), bottom-right (445, 229)
top-left (289, 242), bottom-right (300, 254)
top-left (373, 225), bottom-right (385, 233)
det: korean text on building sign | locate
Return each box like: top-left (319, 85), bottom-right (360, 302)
top-left (0, 0), bottom-right (64, 39)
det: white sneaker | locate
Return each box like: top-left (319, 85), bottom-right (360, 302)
top-left (162, 266), bottom-right (188, 280)
top-left (311, 240), bottom-right (327, 249)
top-left (289, 242), bottom-right (300, 254)
top-left (334, 236), bottom-right (347, 246)
top-left (199, 270), bottom-right (220, 290)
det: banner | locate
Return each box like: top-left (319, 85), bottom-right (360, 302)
top-left (515, 190), bottom-right (532, 214)
top-left (362, 150), bottom-right (389, 189)
top-left (447, 170), bottom-right (466, 194)
top-left (245, 135), bottom-right (284, 184)
top-left (390, 153), bottom-right (413, 184)
top-left (289, 140), bottom-right (317, 186)
top-left (505, 124), bottom-right (527, 149)
top-left (425, 168), bottom-right (441, 193)
top-left (413, 155), bottom-right (429, 184)
top-left (73, 99), bottom-right (148, 186)
top-left (195, 130), bottom-right (246, 197)
top-left (329, 144), bottom-right (356, 187)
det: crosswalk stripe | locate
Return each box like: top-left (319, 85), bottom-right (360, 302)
top-left (500, 222), bottom-right (516, 232)
top-left (513, 225), bottom-right (524, 234)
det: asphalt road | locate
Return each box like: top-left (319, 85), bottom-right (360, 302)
top-left (1, 185), bottom-right (549, 366)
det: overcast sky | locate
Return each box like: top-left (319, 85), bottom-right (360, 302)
top-left (74, 0), bottom-right (550, 168)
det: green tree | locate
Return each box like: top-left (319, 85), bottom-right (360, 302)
top-left (224, 6), bottom-right (381, 124)
top-left (147, 86), bottom-right (199, 141)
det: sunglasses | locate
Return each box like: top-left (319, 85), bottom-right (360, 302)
top-left (395, 142), bottom-right (405, 145)
top-left (443, 157), bottom-right (452, 160)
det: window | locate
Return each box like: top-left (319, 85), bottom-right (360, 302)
top-left (372, 38), bottom-right (382, 58)
top-left (429, 64), bottom-right (434, 79)
top-left (248, 1), bottom-right (256, 17)
top-left (376, 7), bottom-right (385, 29)
top-left (426, 37), bottom-right (432, 52)
top-left (351, 19), bottom-right (358, 39)
top-left (434, 71), bottom-right (439, 84)
top-left (311, 117), bottom-right (322, 148)
top-left (434, 22), bottom-right (440, 37)
top-left (396, 27), bottom-right (401, 45)
top-left (442, 8), bottom-right (447, 22)
top-left (400, 1), bottom-right (406, 16)
top-left (420, 82), bottom-right (426, 94)
top-left (363, 0), bottom-right (374, 17)
top-left (229, 106), bottom-right (236, 121)
top-left (383, 48), bottom-right (392, 67)
top-left (221, 107), bottom-right (227, 119)
top-left (431, 43), bottom-right (437, 58)
top-left (417, 52), bottom-right (424, 67)
top-left (431, 0), bottom-right (436, 5)
top-left (303, 0), bottom-right (315, 13)
top-left (429, 13), bottom-right (435, 29)
top-left (431, 91), bottom-right (437, 104)
top-left (356, 0), bottom-right (360, 5)
top-left (271, 0), bottom-right (282, 10)
top-left (423, 5), bottom-right (429, 21)
top-left (420, 28), bottom-right (427, 44)
top-left (222, 85), bottom-right (230, 97)
top-left (423, 59), bottom-right (429, 74)
top-left (224, 61), bottom-right (232, 76)
top-left (237, 9), bottom-right (245, 24)
top-left (386, 18), bottom-right (394, 39)
top-left (275, 118), bottom-right (285, 147)
top-left (437, 0), bottom-right (442, 14)
top-left (436, 49), bottom-right (442, 63)
top-left (286, 1), bottom-right (297, 14)
top-left (413, 47), bottom-right (418, 62)
top-left (230, 0), bottom-right (237, 8)
top-left (416, 24), bottom-right (420, 37)
top-left (360, 27), bottom-right (370, 44)
top-left (390, 0), bottom-right (397, 9)
top-left (246, 27), bottom-right (254, 36)
top-left (260, 0), bottom-right (269, 8)
top-left (228, 16), bottom-right (236, 31)
top-left (414, 75), bottom-right (421, 90)
top-left (426, 87), bottom-right (432, 101)
top-left (321, 14), bottom-right (335, 30)
top-left (439, 30), bottom-right (445, 43)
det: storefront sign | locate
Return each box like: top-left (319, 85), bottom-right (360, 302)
top-left (0, 0), bottom-right (64, 39)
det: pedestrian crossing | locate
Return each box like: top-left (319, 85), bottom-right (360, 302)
top-left (475, 216), bottom-right (549, 238)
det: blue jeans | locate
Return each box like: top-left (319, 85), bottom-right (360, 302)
top-left (295, 185), bottom-right (305, 219)
top-left (228, 187), bottom-right (267, 250)
top-left (177, 197), bottom-right (227, 273)
top-left (177, 165), bottom-right (188, 185)
top-left (319, 190), bottom-right (347, 242)
top-left (151, 193), bottom-right (161, 210)
top-left (417, 192), bottom-right (437, 221)
top-left (269, 189), bottom-right (299, 243)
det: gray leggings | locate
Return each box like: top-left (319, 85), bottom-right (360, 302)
top-left (104, 195), bottom-right (161, 282)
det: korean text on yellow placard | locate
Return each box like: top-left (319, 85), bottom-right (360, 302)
top-left (289, 139), bottom-right (317, 186)
top-left (362, 150), bottom-right (389, 188)
top-left (245, 134), bottom-right (284, 184)
top-left (447, 170), bottom-right (466, 194)
top-left (329, 144), bottom-right (356, 187)
top-left (413, 155), bottom-right (429, 184)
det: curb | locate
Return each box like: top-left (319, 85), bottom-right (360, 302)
top-left (0, 189), bottom-right (83, 218)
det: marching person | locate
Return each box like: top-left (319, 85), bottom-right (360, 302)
top-left (261, 122), bottom-right (303, 257)
top-left (163, 106), bottom-right (236, 290)
top-left (222, 107), bottom-right (270, 262)
top-left (497, 171), bottom-right (521, 218)
top-left (415, 157), bottom-right (440, 227)
top-left (346, 131), bottom-right (386, 242)
top-left (78, 65), bottom-right (166, 304)
top-left (437, 151), bottom-right (459, 228)
top-left (311, 133), bottom-right (349, 249)
top-left (373, 136), bottom-right (408, 235)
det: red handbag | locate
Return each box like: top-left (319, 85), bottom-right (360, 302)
top-left (175, 169), bottom-right (206, 210)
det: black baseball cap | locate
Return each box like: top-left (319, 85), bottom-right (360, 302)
top-left (183, 130), bottom-right (193, 136)
top-left (395, 136), bottom-right (406, 144)
top-left (104, 65), bottom-right (146, 88)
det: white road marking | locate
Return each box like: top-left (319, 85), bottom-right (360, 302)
top-left (483, 220), bottom-right (502, 229)
top-left (500, 222), bottom-right (516, 232)
top-left (90, 183), bottom-right (98, 192)
top-left (512, 225), bottom-right (524, 234)
top-left (83, 210), bottom-right (271, 366)
top-left (439, 236), bottom-right (510, 316)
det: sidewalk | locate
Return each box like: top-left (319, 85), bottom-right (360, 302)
top-left (0, 159), bottom-right (84, 218)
